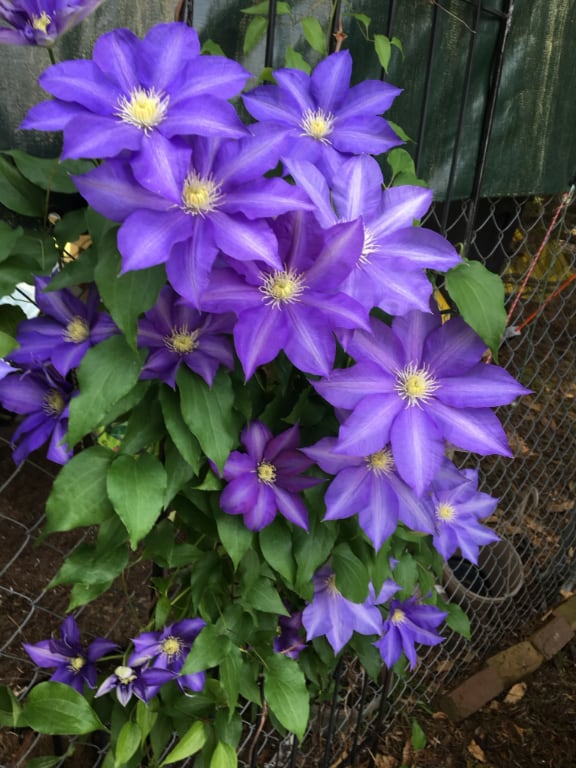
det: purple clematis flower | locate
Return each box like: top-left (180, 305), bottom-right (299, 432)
top-left (274, 610), bottom-right (306, 659)
top-left (23, 615), bottom-right (118, 692)
top-left (23, 22), bottom-right (249, 159)
top-left (221, 420), bottom-right (321, 531)
top-left (374, 597), bottom-right (446, 669)
top-left (201, 211), bottom-right (369, 379)
top-left (0, 0), bottom-right (106, 47)
top-left (303, 437), bottom-right (435, 551)
top-left (427, 460), bottom-right (499, 563)
top-left (0, 365), bottom-right (74, 464)
top-left (137, 284), bottom-right (234, 388)
top-left (95, 664), bottom-right (174, 706)
top-left (128, 618), bottom-right (206, 695)
top-left (286, 155), bottom-right (461, 315)
top-left (0, 359), bottom-right (14, 379)
top-left (9, 276), bottom-right (117, 376)
top-left (73, 133), bottom-right (313, 306)
top-left (314, 311), bottom-right (531, 495)
top-left (243, 50), bottom-right (401, 173)
top-left (302, 565), bottom-right (395, 654)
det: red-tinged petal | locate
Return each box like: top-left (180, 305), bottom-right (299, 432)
top-left (314, 362), bottom-right (395, 409)
top-left (119, 209), bottom-right (189, 272)
top-left (335, 394), bottom-right (402, 456)
top-left (427, 400), bottom-right (513, 456)
top-left (324, 465), bottom-right (370, 520)
top-left (438, 364), bottom-right (531, 408)
top-left (234, 305), bottom-right (288, 381)
top-left (422, 317), bottom-right (487, 377)
top-left (390, 407), bottom-right (444, 495)
top-left (311, 51), bottom-right (352, 111)
top-left (272, 486), bottom-right (309, 530)
top-left (337, 79), bottom-right (402, 120)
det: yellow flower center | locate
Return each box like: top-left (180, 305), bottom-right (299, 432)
top-left (115, 86), bottom-right (170, 132)
top-left (436, 502), bottom-right (455, 522)
top-left (326, 573), bottom-right (341, 596)
top-left (366, 448), bottom-right (394, 475)
top-left (256, 460), bottom-right (277, 484)
top-left (69, 656), bottom-right (86, 673)
top-left (161, 636), bottom-right (183, 661)
top-left (394, 362), bottom-right (439, 407)
top-left (43, 389), bottom-right (65, 416)
top-left (115, 665), bottom-right (137, 684)
top-left (391, 608), bottom-right (406, 626)
top-left (31, 12), bottom-right (51, 32)
top-left (64, 316), bottom-right (90, 344)
top-left (300, 108), bottom-right (335, 143)
top-left (181, 172), bottom-right (223, 216)
top-left (164, 326), bottom-right (200, 355)
top-left (259, 268), bottom-right (306, 309)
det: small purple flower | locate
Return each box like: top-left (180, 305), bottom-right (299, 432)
top-left (302, 565), bottom-right (388, 654)
top-left (374, 598), bottom-right (446, 669)
top-left (303, 437), bottom-right (435, 551)
top-left (23, 615), bottom-right (118, 693)
top-left (23, 22), bottom-right (249, 158)
top-left (274, 610), bottom-right (306, 660)
top-left (202, 212), bottom-right (369, 379)
top-left (314, 311), bottom-right (531, 494)
top-left (95, 664), bottom-right (174, 706)
top-left (129, 618), bottom-right (206, 695)
top-left (9, 276), bottom-right (117, 376)
top-left (221, 421), bottom-right (322, 531)
top-left (0, 0), bottom-right (106, 47)
top-left (137, 284), bottom-right (234, 388)
top-left (0, 366), bottom-right (74, 464)
top-left (243, 50), bottom-right (401, 172)
top-left (428, 460), bottom-right (499, 563)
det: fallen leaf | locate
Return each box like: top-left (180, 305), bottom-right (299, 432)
top-left (467, 740), bottom-right (486, 762)
top-left (504, 682), bottom-right (527, 704)
top-left (373, 756), bottom-right (398, 768)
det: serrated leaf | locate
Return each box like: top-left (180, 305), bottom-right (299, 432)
top-left (115, 721), bottom-right (142, 766)
top-left (445, 258), bottom-right (506, 359)
top-left (22, 683), bottom-right (105, 735)
top-left (264, 654), bottom-right (309, 740)
top-left (332, 543), bottom-right (370, 602)
top-left (107, 454), bottom-right (167, 549)
top-left (182, 625), bottom-right (232, 675)
top-left (210, 741), bottom-right (237, 768)
top-left (3, 150), bottom-right (92, 194)
top-left (374, 34), bottom-right (392, 71)
top-left (160, 721), bottom-right (206, 766)
top-left (0, 155), bottom-right (45, 217)
top-left (284, 46), bottom-right (311, 74)
top-left (301, 16), bottom-right (326, 55)
top-left (45, 446), bottom-right (115, 532)
top-left (243, 15), bottom-right (267, 55)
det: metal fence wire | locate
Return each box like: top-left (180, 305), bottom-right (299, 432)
top-left (2, 0), bottom-right (576, 766)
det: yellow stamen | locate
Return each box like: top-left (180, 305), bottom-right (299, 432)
top-left (326, 573), bottom-right (341, 596)
top-left (366, 448), bottom-right (394, 475)
top-left (64, 316), bottom-right (89, 344)
top-left (300, 108), bottom-right (335, 143)
top-left (43, 390), bottom-right (65, 416)
top-left (69, 656), bottom-right (85, 673)
top-left (115, 87), bottom-right (169, 132)
top-left (31, 12), bottom-right (51, 33)
top-left (256, 460), bottom-right (277, 484)
top-left (436, 502), bottom-right (455, 522)
top-left (391, 608), bottom-right (406, 625)
top-left (161, 636), bottom-right (183, 660)
top-left (164, 326), bottom-right (200, 355)
top-left (259, 268), bottom-right (306, 309)
top-left (115, 665), bottom-right (137, 684)
top-left (394, 362), bottom-right (439, 408)
top-left (181, 172), bottom-right (223, 216)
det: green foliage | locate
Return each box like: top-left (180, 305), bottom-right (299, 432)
top-left (160, 721), bottom-right (207, 766)
top-left (264, 654), bottom-right (310, 740)
top-left (21, 683), bottom-right (106, 735)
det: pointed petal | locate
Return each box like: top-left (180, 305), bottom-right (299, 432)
top-left (305, 219), bottom-right (364, 290)
top-left (234, 306), bottom-right (288, 380)
top-left (324, 466), bottom-right (371, 520)
top-left (390, 407), bottom-right (444, 495)
top-left (242, 421), bottom-right (273, 461)
top-left (333, 116), bottom-right (401, 155)
top-left (273, 486), bottom-right (308, 530)
top-left (39, 59), bottom-right (120, 112)
top-left (92, 28), bottom-right (140, 92)
top-left (337, 79), bottom-right (402, 119)
top-left (244, 485), bottom-right (277, 530)
top-left (438, 364), bottom-right (531, 408)
top-left (211, 212), bottom-right (281, 268)
top-left (166, 232), bottom-right (219, 308)
top-left (119, 209), bottom-right (189, 271)
top-left (370, 186), bottom-right (434, 237)
top-left (422, 317), bottom-right (486, 377)
top-left (162, 96), bottom-right (247, 139)
top-left (428, 400), bottom-right (513, 457)
top-left (314, 362), bottom-right (396, 409)
top-left (284, 305), bottom-right (335, 376)
top-left (220, 476), bottom-right (259, 516)
top-left (335, 394), bottom-right (402, 456)
top-left (311, 51), bottom-right (352, 111)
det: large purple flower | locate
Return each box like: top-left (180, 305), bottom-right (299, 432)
top-left (286, 155), bottom-right (461, 315)
top-left (95, 664), bottom-right (174, 706)
top-left (9, 276), bottom-right (117, 376)
top-left (221, 421), bottom-right (321, 531)
top-left (243, 50), bottom-right (401, 172)
top-left (0, 366), bottom-right (74, 464)
top-left (23, 615), bottom-right (118, 693)
top-left (273, 610), bottom-right (306, 660)
top-left (0, 0), bottom-right (106, 47)
top-left (427, 460), bottom-right (499, 563)
top-left (374, 598), bottom-right (446, 669)
top-left (73, 133), bottom-right (312, 306)
top-left (128, 618), bottom-right (206, 695)
top-left (201, 212), bottom-right (369, 379)
top-left (137, 284), bottom-right (234, 388)
top-left (314, 311), bottom-right (531, 494)
top-left (303, 437), bottom-right (434, 551)
top-left (23, 22), bottom-right (249, 160)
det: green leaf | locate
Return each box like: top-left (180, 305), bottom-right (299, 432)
top-left (68, 581), bottom-right (114, 610)
top-left (159, 385), bottom-right (202, 474)
top-left (243, 15), bottom-right (267, 55)
top-left (445, 258), bottom-right (507, 359)
top-left (443, 601), bottom-right (471, 639)
top-left (27, 755), bottom-right (74, 768)
top-left (164, 438), bottom-right (197, 506)
top-left (0, 220), bottom-right (23, 263)
top-left (411, 718), bottom-right (427, 750)
top-left (259, 518), bottom-right (295, 584)
top-left (94, 240), bottom-right (165, 348)
top-left (0, 330), bottom-right (17, 357)
top-left (215, 509), bottom-right (254, 569)
top-left (349, 635), bottom-right (382, 680)
top-left (182, 625), bottom-right (232, 675)
top-left (177, 367), bottom-right (238, 473)
top-left (0, 155), bottom-right (45, 217)
top-left (22, 683), bottom-right (105, 735)
top-left (388, 120), bottom-right (414, 143)
top-left (67, 336), bottom-right (144, 445)
top-left (107, 454), bottom-right (167, 549)
top-left (387, 147), bottom-right (416, 178)
top-left (294, 514), bottom-right (337, 597)
top-left (46, 446), bottom-right (115, 533)
top-left (350, 13), bottom-right (371, 33)
top-left (243, 578), bottom-right (289, 616)
top-left (3, 150), bottom-right (93, 194)
top-left (391, 36), bottom-right (404, 55)
top-left (219, 647), bottom-right (243, 712)
top-left (160, 721), bottom-right (207, 766)
top-left (241, 1), bottom-right (290, 14)
top-left (136, 699), bottom-right (158, 743)
top-left (393, 554), bottom-right (419, 599)
top-left (46, 249), bottom-right (97, 290)
top-left (210, 741), bottom-right (237, 768)
top-left (301, 16), bottom-right (326, 55)
top-left (0, 303), bottom-right (26, 337)
top-left (50, 540), bottom-right (128, 589)
top-left (115, 721), bottom-right (142, 766)
top-left (0, 684), bottom-right (22, 727)
top-left (264, 654), bottom-right (309, 740)
top-left (332, 543), bottom-right (370, 602)
top-left (201, 39), bottom-right (226, 56)
top-left (119, 387), bottom-right (165, 455)
top-left (284, 46), bottom-right (311, 73)
top-left (374, 34), bottom-right (392, 71)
